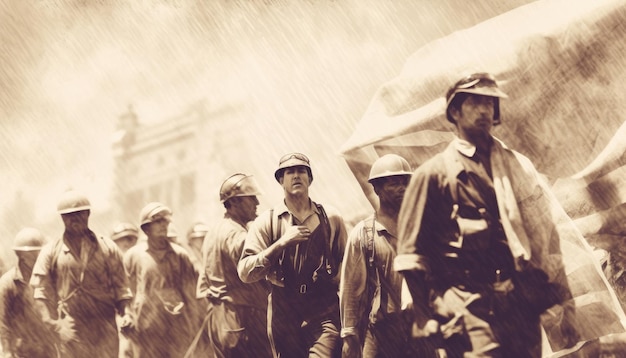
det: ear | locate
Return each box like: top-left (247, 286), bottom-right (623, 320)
top-left (449, 107), bottom-right (461, 123)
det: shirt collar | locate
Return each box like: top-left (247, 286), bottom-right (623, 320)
top-left (12, 267), bottom-right (26, 283)
top-left (275, 199), bottom-right (319, 218)
top-left (61, 230), bottom-right (98, 253)
top-left (453, 137), bottom-right (478, 158)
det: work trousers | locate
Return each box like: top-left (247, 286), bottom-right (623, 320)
top-left (206, 301), bottom-right (272, 358)
top-left (432, 284), bottom-right (541, 358)
top-left (363, 312), bottom-right (436, 358)
top-left (268, 288), bottom-right (341, 358)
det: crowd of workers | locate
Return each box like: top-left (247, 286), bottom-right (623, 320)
top-left (0, 72), bottom-right (581, 357)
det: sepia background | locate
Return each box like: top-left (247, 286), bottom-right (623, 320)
top-left (0, 0), bottom-right (534, 268)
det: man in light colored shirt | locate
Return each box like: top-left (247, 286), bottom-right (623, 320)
top-left (197, 173), bottom-right (271, 357)
top-left (340, 154), bottom-right (426, 358)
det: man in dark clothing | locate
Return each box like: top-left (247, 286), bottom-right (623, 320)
top-left (197, 173), bottom-right (271, 357)
top-left (238, 153), bottom-right (348, 358)
top-left (394, 72), bottom-right (579, 357)
top-left (30, 189), bottom-right (133, 358)
top-left (0, 227), bottom-right (56, 357)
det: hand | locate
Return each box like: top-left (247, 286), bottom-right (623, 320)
top-left (119, 314), bottom-right (135, 337)
top-left (46, 316), bottom-right (77, 343)
top-left (411, 319), bottom-right (440, 338)
top-left (280, 225), bottom-right (311, 247)
top-left (341, 335), bottom-right (361, 358)
top-left (560, 303), bottom-right (580, 348)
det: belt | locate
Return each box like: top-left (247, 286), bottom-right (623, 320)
top-left (440, 268), bottom-right (513, 289)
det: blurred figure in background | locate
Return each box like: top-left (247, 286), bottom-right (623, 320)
top-left (111, 222), bottom-right (139, 254)
top-left (186, 222), bottom-right (209, 273)
top-left (30, 189), bottom-right (133, 358)
top-left (123, 202), bottom-right (204, 357)
top-left (167, 223), bottom-right (179, 244)
top-left (110, 222), bottom-right (140, 357)
top-left (0, 227), bottom-right (56, 358)
top-left (197, 173), bottom-right (271, 357)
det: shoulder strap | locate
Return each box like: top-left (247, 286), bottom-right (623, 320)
top-left (363, 215), bottom-right (376, 269)
top-left (315, 203), bottom-right (335, 275)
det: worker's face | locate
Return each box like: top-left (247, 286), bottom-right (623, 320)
top-left (451, 94), bottom-right (496, 139)
top-left (61, 210), bottom-right (90, 234)
top-left (374, 175), bottom-right (410, 209)
top-left (15, 250), bottom-right (40, 268)
top-left (114, 235), bottom-right (138, 253)
top-left (144, 216), bottom-right (170, 239)
top-left (230, 195), bottom-right (260, 224)
top-left (280, 166), bottom-right (310, 196)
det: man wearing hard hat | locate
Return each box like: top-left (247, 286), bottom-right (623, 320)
top-left (394, 72), bottom-right (579, 356)
top-left (340, 154), bottom-right (431, 357)
top-left (123, 202), bottom-right (204, 357)
top-left (196, 173), bottom-right (271, 357)
top-left (0, 227), bottom-right (56, 357)
top-left (111, 222), bottom-right (140, 254)
top-left (238, 153), bottom-right (348, 357)
top-left (30, 189), bottom-right (133, 358)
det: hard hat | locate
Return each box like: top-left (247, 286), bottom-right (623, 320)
top-left (111, 222), bottom-right (139, 241)
top-left (274, 152), bottom-right (313, 183)
top-left (368, 154), bottom-right (413, 182)
top-left (187, 222), bottom-right (209, 240)
top-left (445, 72), bottom-right (508, 125)
top-left (57, 189), bottom-right (91, 214)
top-left (13, 227), bottom-right (46, 251)
top-left (139, 202), bottom-right (172, 227)
top-left (219, 173), bottom-right (262, 202)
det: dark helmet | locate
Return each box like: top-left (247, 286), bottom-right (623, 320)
top-left (274, 152), bottom-right (313, 183)
top-left (57, 189), bottom-right (91, 214)
top-left (13, 227), bottom-right (47, 251)
top-left (445, 72), bottom-right (508, 125)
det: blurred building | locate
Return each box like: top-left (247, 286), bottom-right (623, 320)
top-left (111, 100), bottom-right (248, 235)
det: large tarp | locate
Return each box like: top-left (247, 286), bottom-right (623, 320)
top-left (340, 0), bottom-right (626, 355)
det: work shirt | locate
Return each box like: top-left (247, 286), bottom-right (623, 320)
top-left (0, 266), bottom-right (56, 357)
top-left (123, 241), bottom-right (203, 336)
top-left (339, 214), bottom-right (406, 338)
top-left (30, 231), bottom-right (132, 357)
top-left (238, 200), bottom-right (347, 290)
top-left (197, 215), bottom-right (268, 309)
top-left (394, 138), bottom-right (516, 279)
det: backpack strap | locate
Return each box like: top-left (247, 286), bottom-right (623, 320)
top-left (362, 215), bottom-right (383, 324)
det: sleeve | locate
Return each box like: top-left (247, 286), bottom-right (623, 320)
top-left (237, 211), bottom-right (274, 283)
top-left (394, 166), bottom-right (433, 273)
top-left (105, 238), bottom-right (133, 303)
top-left (123, 248), bottom-right (137, 295)
top-left (227, 227), bottom-right (248, 269)
top-left (30, 242), bottom-right (55, 302)
top-left (339, 223), bottom-right (368, 338)
top-left (196, 230), bottom-right (212, 299)
top-left (0, 271), bottom-right (14, 351)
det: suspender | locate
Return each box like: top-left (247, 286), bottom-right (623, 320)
top-left (268, 204), bottom-right (336, 289)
